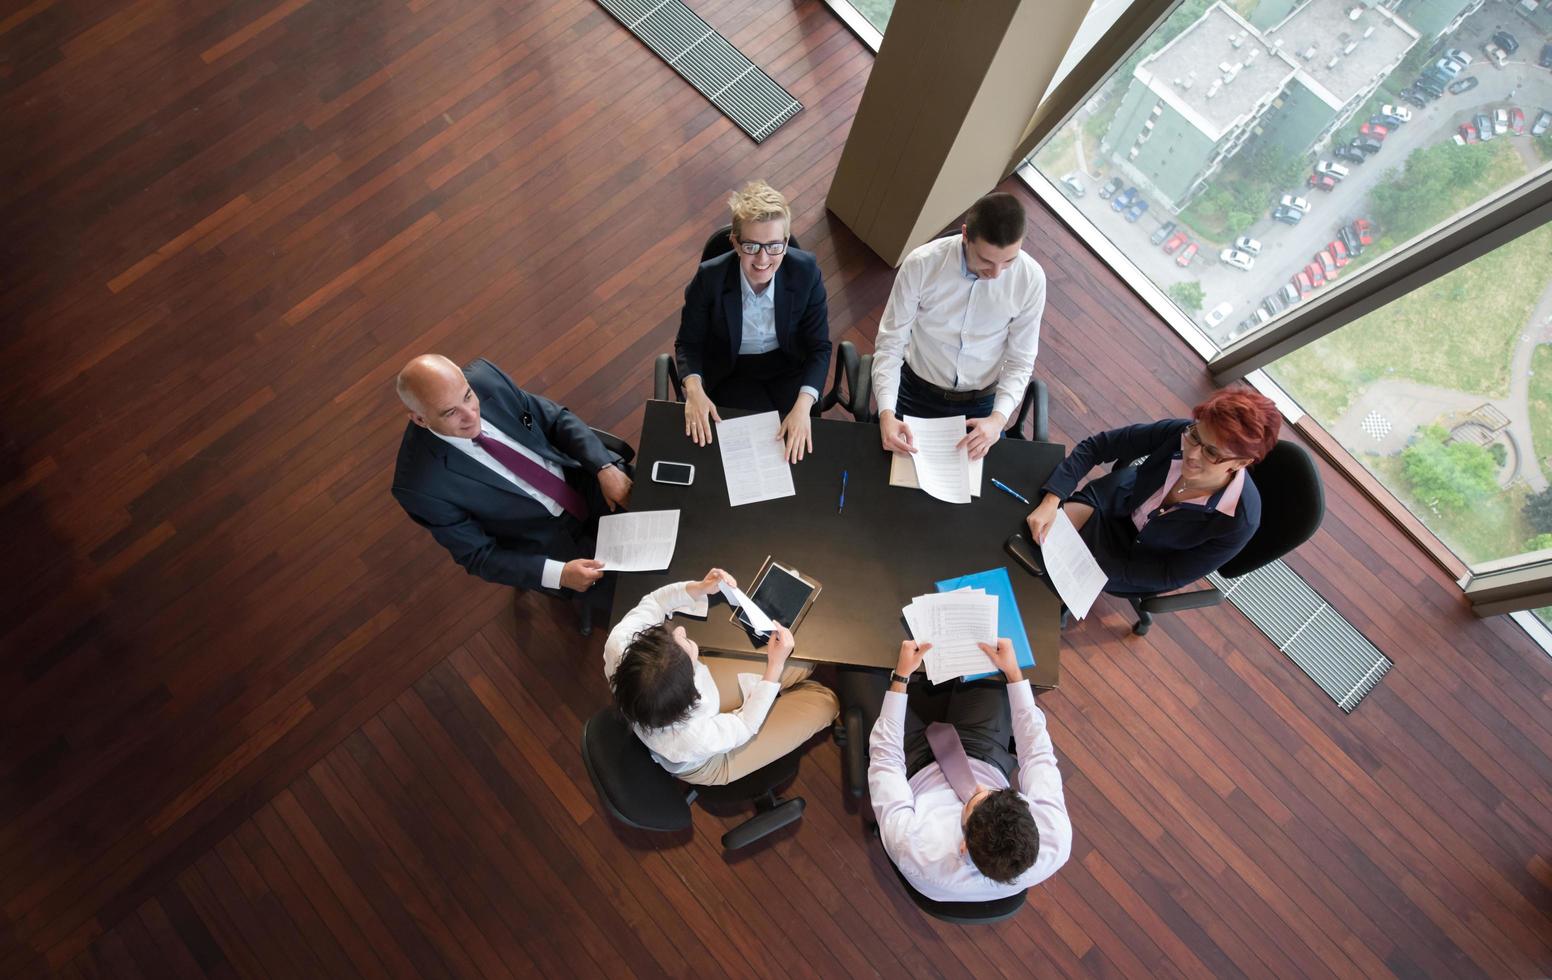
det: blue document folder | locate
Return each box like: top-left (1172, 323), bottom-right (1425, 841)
top-left (935, 566), bottom-right (1035, 681)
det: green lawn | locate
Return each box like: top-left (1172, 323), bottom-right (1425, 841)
top-left (1369, 455), bottom-right (1531, 564)
top-left (1529, 344), bottom-right (1552, 485)
top-left (1267, 222), bottom-right (1552, 421)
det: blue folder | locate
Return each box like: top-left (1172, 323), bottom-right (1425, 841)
top-left (934, 566), bottom-right (1035, 681)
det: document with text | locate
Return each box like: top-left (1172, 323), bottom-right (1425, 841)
top-left (904, 589), bottom-right (999, 683)
top-left (1043, 509), bottom-right (1108, 619)
top-left (715, 412), bottom-right (795, 506)
top-left (593, 510), bottom-right (680, 571)
top-left (888, 450), bottom-right (982, 497)
top-left (900, 414), bottom-right (971, 504)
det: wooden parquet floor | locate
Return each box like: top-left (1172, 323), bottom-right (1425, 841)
top-left (3, 0), bottom-right (1551, 976)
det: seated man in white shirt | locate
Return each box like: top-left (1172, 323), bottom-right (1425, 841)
top-left (604, 568), bottom-right (839, 786)
top-left (871, 192), bottom-right (1047, 460)
top-left (868, 638), bottom-right (1071, 901)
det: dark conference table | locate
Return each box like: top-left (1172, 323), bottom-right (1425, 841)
top-left (612, 400), bottom-right (1067, 688)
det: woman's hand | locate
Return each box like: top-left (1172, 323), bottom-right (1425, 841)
top-left (1025, 493), bottom-right (1063, 544)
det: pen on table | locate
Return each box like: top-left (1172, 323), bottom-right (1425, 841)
top-left (990, 478), bottom-right (1030, 505)
top-left (838, 470), bottom-right (848, 514)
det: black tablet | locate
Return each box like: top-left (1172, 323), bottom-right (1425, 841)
top-left (731, 557), bottom-right (821, 637)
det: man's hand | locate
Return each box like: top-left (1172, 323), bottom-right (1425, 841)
top-left (687, 567), bottom-right (735, 599)
top-left (597, 464), bottom-right (632, 512)
top-left (979, 638), bottom-right (1021, 683)
top-left (894, 639), bottom-right (930, 682)
top-left (958, 412), bottom-right (1007, 461)
top-left (560, 558), bottom-right (606, 591)
top-left (762, 624), bottom-right (795, 682)
top-left (1025, 493), bottom-right (1062, 545)
top-left (683, 380), bottom-right (721, 447)
top-left (778, 394), bottom-right (815, 463)
top-left (880, 411), bottom-right (916, 454)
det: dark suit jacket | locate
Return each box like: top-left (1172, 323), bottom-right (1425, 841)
top-left (674, 248), bottom-right (832, 398)
top-left (1039, 419), bottom-right (1261, 596)
top-left (391, 359), bottom-right (621, 591)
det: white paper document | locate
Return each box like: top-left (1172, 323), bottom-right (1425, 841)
top-left (720, 580), bottom-right (776, 634)
top-left (899, 415), bottom-right (971, 504)
top-left (889, 451), bottom-right (982, 497)
top-left (903, 589), bottom-right (999, 683)
top-left (715, 412), bottom-right (795, 506)
top-left (1042, 509), bottom-right (1108, 620)
top-left (592, 509), bottom-right (680, 571)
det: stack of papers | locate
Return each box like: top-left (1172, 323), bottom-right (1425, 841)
top-left (891, 415), bottom-right (975, 504)
top-left (903, 588), bottom-right (999, 683)
top-left (889, 452), bottom-right (983, 497)
top-left (715, 412), bottom-right (795, 506)
top-left (1042, 509), bottom-right (1108, 620)
top-left (593, 510), bottom-right (680, 570)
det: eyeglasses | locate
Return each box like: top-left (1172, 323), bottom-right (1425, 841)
top-left (1183, 423), bottom-right (1236, 464)
top-left (734, 239), bottom-right (788, 256)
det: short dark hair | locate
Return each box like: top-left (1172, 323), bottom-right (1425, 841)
top-left (964, 789), bottom-right (1039, 883)
top-left (610, 624), bottom-right (700, 730)
top-left (964, 193), bottom-right (1027, 248)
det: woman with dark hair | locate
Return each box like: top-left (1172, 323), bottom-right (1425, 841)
top-left (1024, 388), bottom-right (1282, 596)
top-left (602, 568), bottom-right (838, 786)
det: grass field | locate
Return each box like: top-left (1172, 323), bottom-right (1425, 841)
top-left (1529, 344), bottom-right (1552, 484)
top-left (1369, 455), bottom-right (1532, 564)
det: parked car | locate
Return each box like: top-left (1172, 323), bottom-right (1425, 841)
top-left (1334, 144), bottom-right (1367, 164)
top-left (1124, 199), bottom-right (1149, 222)
top-left (1059, 173), bottom-right (1085, 197)
top-left (1448, 76), bottom-right (1479, 95)
top-left (1535, 109), bottom-right (1552, 138)
top-left (1510, 107), bottom-right (1526, 136)
top-left (1261, 293), bottom-right (1285, 317)
top-left (1272, 205), bottom-right (1304, 226)
top-left (1219, 248), bottom-right (1255, 271)
top-left (1280, 194), bottom-right (1312, 214)
top-left (1416, 78), bottom-right (1445, 98)
top-left (1316, 249), bottom-right (1340, 279)
top-left (1452, 133), bottom-right (1467, 146)
top-left (1493, 108), bottom-right (1508, 136)
top-left (1493, 31), bottom-right (1519, 55)
top-left (1400, 88), bottom-right (1427, 108)
top-left (1475, 112), bottom-right (1494, 141)
top-left (1351, 218), bottom-right (1374, 246)
top-left (1099, 176), bottom-right (1123, 199)
top-left (1234, 235), bottom-right (1261, 256)
top-left (1359, 123), bottom-right (1389, 139)
top-left (1162, 230), bottom-right (1189, 254)
top-left (1352, 136), bottom-right (1383, 155)
top-left (1308, 173), bottom-right (1337, 192)
top-left (1380, 104), bottom-right (1413, 122)
top-left (1176, 242), bottom-right (1199, 267)
top-left (1540, 44), bottom-right (1552, 70)
top-left (1315, 160), bottom-right (1350, 179)
top-left (1421, 69), bottom-right (1452, 90)
top-left (1304, 260), bottom-right (1326, 288)
top-left (1483, 43), bottom-right (1507, 69)
top-left (1292, 270), bottom-right (1315, 298)
top-left (1279, 282), bottom-right (1301, 306)
top-left (1150, 220), bottom-right (1177, 246)
top-left (1460, 121), bottom-right (1479, 144)
top-left (1226, 320), bottom-right (1261, 343)
top-left (1204, 302), bottom-right (1234, 328)
top-left (1111, 186), bottom-right (1138, 211)
top-left (1375, 113), bottom-right (1406, 128)
top-left (1338, 224), bottom-right (1363, 256)
top-left (1445, 48), bottom-right (1472, 67)
top-left (1434, 58), bottom-right (1463, 77)
top-left (1328, 239), bottom-right (1351, 268)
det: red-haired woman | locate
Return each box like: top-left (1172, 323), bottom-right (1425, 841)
top-left (1024, 388), bottom-right (1282, 596)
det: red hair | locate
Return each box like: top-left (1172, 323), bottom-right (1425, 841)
top-left (1192, 387), bottom-right (1281, 462)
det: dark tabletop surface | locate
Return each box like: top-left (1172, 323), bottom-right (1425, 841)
top-left (610, 400), bottom-right (1067, 688)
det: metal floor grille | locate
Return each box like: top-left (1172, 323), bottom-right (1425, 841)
top-left (1208, 560), bottom-right (1392, 712)
top-left (595, 0), bottom-right (802, 142)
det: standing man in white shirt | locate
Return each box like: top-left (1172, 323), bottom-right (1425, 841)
top-left (871, 192), bottom-right (1047, 460)
top-left (604, 568), bottom-right (839, 786)
top-left (867, 638), bottom-right (1071, 902)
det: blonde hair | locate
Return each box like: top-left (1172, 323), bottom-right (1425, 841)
top-left (728, 180), bottom-right (791, 239)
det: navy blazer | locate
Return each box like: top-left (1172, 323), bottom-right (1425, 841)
top-left (674, 248), bottom-right (832, 397)
top-left (391, 359), bottom-right (620, 591)
top-left (1039, 419), bottom-right (1261, 596)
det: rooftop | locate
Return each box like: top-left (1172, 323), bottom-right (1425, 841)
top-left (1269, 0), bottom-right (1419, 108)
top-left (1139, 4), bottom-right (1298, 141)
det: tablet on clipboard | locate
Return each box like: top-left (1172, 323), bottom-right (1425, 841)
top-left (730, 557), bottom-right (821, 638)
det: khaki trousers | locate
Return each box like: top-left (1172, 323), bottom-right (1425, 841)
top-left (679, 657), bottom-right (839, 786)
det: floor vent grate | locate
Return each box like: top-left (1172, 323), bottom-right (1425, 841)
top-left (595, 0), bottom-right (802, 143)
top-left (1208, 560), bottom-right (1392, 712)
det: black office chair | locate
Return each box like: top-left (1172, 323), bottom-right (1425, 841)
top-left (572, 428), bottom-right (635, 637)
top-left (580, 708), bottom-right (806, 850)
top-left (888, 852), bottom-right (1027, 925)
top-left (1004, 379), bottom-right (1049, 442)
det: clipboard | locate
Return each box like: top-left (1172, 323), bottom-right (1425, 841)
top-left (730, 556), bottom-right (822, 639)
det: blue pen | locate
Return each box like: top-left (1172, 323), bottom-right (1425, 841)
top-left (990, 477), bottom-right (1030, 505)
top-left (838, 470), bottom-right (848, 513)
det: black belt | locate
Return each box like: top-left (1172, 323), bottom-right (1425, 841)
top-left (903, 363), bottom-right (997, 403)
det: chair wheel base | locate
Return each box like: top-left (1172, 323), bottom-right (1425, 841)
top-left (722, 797), bottom-right (805, 850)
top-left (1132, 618), bottom-right (1151, 636)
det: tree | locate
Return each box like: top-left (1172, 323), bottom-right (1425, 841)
top-left (1400, 425), bottom-right (1499, 512)
top-left (1371, 143), bottom-right (1492, 242)
top-left (1525, 533), bottom-right (1552, 553)
top-left (1168, 281), bottom-right (1205, 311)
top-left (1524, 485), bottom-right (1552, 535)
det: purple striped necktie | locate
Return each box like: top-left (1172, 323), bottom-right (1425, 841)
top-left (925, 722), bottom-right (979, 803)
top-left (473, 433), bottom-right (589, 522)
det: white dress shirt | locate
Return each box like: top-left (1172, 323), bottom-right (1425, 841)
top-left (603, 582), bottom-right (781, 776)
top-left (868, 680), bottom-right (1071, 902)
top-left (434, 421), bottom-right (569, 590)
top-left (872, 234), bottom-right (1046, 421)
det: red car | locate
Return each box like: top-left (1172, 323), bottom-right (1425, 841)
top-left (1352, 218), bottom-right (1374, 246)
top-left (1460, 122), bottom-right (1479, 144)
top-left (1162, 230), bottom-right (1189, 254)
top-left (1359, 123), bottom-right (1389, 139)
top-left (1308, 173), bottom-right (1337, 192)
top-left (1510, 106), bottom-right (1526, 136)
top-left (1328, 239), bottom-right (1351, 268)
top-left (1176, 242), bottom-right (1199, 267)
top-left (1305, 260), bottom-right (1326, 288)
top-left (1316, 249), bottom-right (1340, 279)
top-left (1292, 271), bottom-right (1315, 298)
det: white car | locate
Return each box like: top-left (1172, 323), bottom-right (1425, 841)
top-left (1234, 235), bottom-right (1262, 256)
top-left (1484, 43), bottom-right (1507, 69)
top-left (1280, 194), bottom-right (1312, 214)
top-left (1380, 104), bottom-right (1413, 122)
top-left (1219, 248), bottom-right (1255, 271)
top-left (1452, 133), bottom-right (1467, 146)
top-left (1315, 161), bottom-right (1350, 180)
top-left (1060, 173), bottom-right (1085, 197)
top-left (1446, 47), bottom-right (1473, 67)
top-left (1494, 108), bottom-right (1509, 135)
top-left (1204, 301), bottom-right (1234, 328)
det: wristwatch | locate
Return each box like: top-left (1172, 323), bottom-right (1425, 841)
top-left (890, 671), bottom-right (912, 686)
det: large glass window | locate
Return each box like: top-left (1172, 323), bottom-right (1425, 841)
top-left (1029, 0), bottom-right (1551, 348)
